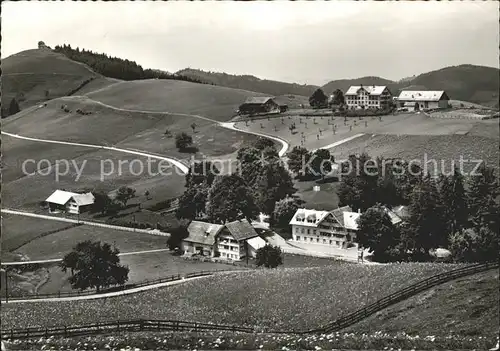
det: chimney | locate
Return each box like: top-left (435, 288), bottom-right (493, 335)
top-left (358, 209), bottom-right (361, 213)
top-left (360, 84), bottom-right (363, 88)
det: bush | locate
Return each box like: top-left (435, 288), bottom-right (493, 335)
top-left (147, 199), bottom-right (173, 212)
top-left (333, 109), bottom-right (391, 117)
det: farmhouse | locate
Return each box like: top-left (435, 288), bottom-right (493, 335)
top-left (182, 219), bottom-right (260, 260)
top-left (238, 97), bottom-right (279, 115)
top-left (45, 190), bottom-right (95, 214)
top-left (289, 206), bottom-right (360, 249)
top-left (345, 85), bottom-right (392, 110)
top-left (396, 90), bottom-right (450, 111)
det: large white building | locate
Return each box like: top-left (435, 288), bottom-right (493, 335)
top-left (396, 90), bottom-right (450, 111)
top-left (345, 85), bottom-right (392, 110)
top-left (289, 206), bottom-right (360, 249)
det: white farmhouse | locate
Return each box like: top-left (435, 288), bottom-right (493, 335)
top-left (345, 85), bottom-right (392, 110)
top-left (45, 190), bottom-right (95, 214)
top-left (396, 90), bottom-right (450, 111)
top-left (289, 206), bottom-right (360, 249)
top-left (182, 219), bottom-right (261, 261)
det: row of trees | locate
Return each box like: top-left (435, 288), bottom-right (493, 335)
top-left (346, 154), bottom-right (499, 263)
top-left (175, 138), bottom-right (297, 223)
top-left (53, 44), bottom-right (210, 84)
top-left (309, 88), bottom-right (345, 109)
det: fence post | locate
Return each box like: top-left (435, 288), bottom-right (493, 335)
top-left (64, 326), bottom-right (67, 337)
top-left (11, 329), bottom-right (14, 340)
top-left (45, 327), bottom-right (49, 338)
top-left (26, 328), bottom-right (29, 338)
top-left (58, 291), bottom-right (61, 298)
top-left (117, 321), bottom-right (120, 333)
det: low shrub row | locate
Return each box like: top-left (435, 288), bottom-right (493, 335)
top-left (333, 109), bottom-right (392, 117)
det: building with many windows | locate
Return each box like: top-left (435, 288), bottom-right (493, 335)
top-left (289, 206), bottom-right (360, 249)
top-left (182, 219), bottom-right (260, 260)
top-left (345, 85), bottom-right (392, 110)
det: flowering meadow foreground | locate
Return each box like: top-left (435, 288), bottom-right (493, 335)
top-left (1, 263), bottom-right (463, 331)
top-left (3, 330), bottom-right (497, 351)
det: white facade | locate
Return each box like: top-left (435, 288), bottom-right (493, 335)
top-left (397, 91), bottom-right (450, 111)
top-left (217, 233), bottom-right (245, 260)
top-left (345, 85), bottom-right (392, 110)
top-left (289, 207), bottom-right (359, 249)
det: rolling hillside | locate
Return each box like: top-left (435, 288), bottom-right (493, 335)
top-left (176, 68), bottom-right (318, 98)
top-left (322, 76), bottom-right (395, 95)
top-left (1, 48), bottom-right (117, 115)
top-left (322, 64), bottom-right (499, 108)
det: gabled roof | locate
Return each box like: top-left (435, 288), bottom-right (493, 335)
top-left (330, 206), bottom-right (354, 227)
top-left (243, 96), bottom-right (275, 104)
top-left (186, 221), bottom-right (225, 246)
top-left (45, 190), bottom-right (79, 205)
top-left (397, 91), bottom-right (448, 102)
top-left (289, 208), bottom-right (331, 228)
top-left (225, 219), bottom-right (259, 241)
top-left (247, 236), bottom-right (267, 251)
top-left (72, 193), bottom-right (95, 206)
top-left (345, 86), bottom-right (388, 96)
top-left (343, 211), bottom-right (361, 230)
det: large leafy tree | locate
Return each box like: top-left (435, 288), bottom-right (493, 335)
top-left (116, 186), bottom-right (136, 207)
top-left (176, 183), bottom-right (209, 220)
top-left (185, 161), bottom-right (220, 188)
top-left (449, 227), bottom-right (499, 263)
top-left (356, 204), bottom-right (400, 262)
top-left (330, 89), bottom-right (345, 106)
top-left (175, 132), bottom-right (193, 152)
top-left (253, 161), bottom-right (296, 215)
top-left (237, 145), bottom-right (279, 186)
top-left (60, 241), bottom-right (129, 292)
top-left (206, 174), bottom-right (259, 223)
top-left (467, 163), bottom-right (499, 231)
top-left (287, 146), bottom-right (311, 177)
top-left (338, 153), bottom-right (379, 211)
top-left (272, 196), bottom-right (300, 228)
top-left (167, 221), bottom-right (190, 251)
top-left (309, 149), bottom-right (334, 180)
top-left (403, 176), bottom-right (446, 259)
top-left (256, 245), bottom-right (283, 268)
top-left (437, 167), bottom-right (468, 236)
top-left (309, 88), bottom-right (328, 109)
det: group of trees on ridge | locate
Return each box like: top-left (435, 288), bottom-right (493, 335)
top-left (53, 44), bottom-right (212, 84)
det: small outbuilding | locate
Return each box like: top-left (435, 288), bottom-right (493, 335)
top-left (238, 97), bottom-right (279, 115)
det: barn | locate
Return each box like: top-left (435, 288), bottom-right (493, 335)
top-left (45, 190), bottom-right (95, 214)
top-left (238, 97), bottom-right (279, 115)
top-left (397, 90), bottom-right (450, 111)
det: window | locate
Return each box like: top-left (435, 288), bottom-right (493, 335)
top-left (296, 227), bottom-right (300, 233)
top-left (222, 252), bottom-right (226, 257)
top-left (307, 229), bottom-right (310, 234)
top-left (224, 245), bottom-right (229, 250)
top-left (310, 238), bottom-right (313, 242)
top-left (316, 238), bottom-right (319, 243)
top-left (313, 230), bottom-right (317, 235)
top-left (329, 240), bottom-right (332, 245)
top-left (323, 239), bottom-right (326, 244)
top-left (301, 228), bottom-right (305, 234)
top-left (336, 241), bottom-right (340, 246)
top-left (296, 236), bottom-right (300, 241)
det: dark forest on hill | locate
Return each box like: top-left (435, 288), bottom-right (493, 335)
top-left (53, 44), bottom-right (212, 84)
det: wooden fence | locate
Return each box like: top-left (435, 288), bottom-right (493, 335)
top-left (4, 270), bottom-right (220, 301)
top-left (301, 261), bottom-right (499, 334)
top-left (1, 319), bottom-right (254, 340)
top-left (1, 262), bottom-right (497, 340)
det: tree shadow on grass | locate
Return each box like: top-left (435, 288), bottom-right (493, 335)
top-left (179, 146), bottom-right (199, 154)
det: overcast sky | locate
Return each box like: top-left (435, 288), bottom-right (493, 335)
top-left (2, 1), bottom-right (498, 85)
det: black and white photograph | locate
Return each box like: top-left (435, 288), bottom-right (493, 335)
top-left (1, 1), bottom-right (499, 350)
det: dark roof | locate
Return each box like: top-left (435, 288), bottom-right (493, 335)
top-left (186, 221), bottom-right (225, 246)
top-left (331, 206), bottom-right (353, 227)
top-left (225, 219), bottom-right (259, 241)
top-left (243, 97), bottom-right (275, 104)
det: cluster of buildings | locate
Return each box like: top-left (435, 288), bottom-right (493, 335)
top-left (237, 86), bottom-right (450, 116)
top-left (340, 85), bottom-right (450, 111)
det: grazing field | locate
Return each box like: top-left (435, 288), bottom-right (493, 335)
top-left (14, 225), bottom-right (169, 260)
top-left (1, 263), bottom-right (463, 330)
top-left (234, 111), bottom-right (498, 155)
top-left (346, 269), bottom-right (500, 338)
top-left (86, 79), bottom-right (272, 121)
top-left (331, 133), bottom-right (499, 173)
top-left (1, 213), bottom-right (76, 253)
top-left (2, 147), bottom-right (186, 210)
top-left (36, 253), bottom-right (245, 295)
top-left (2, 49), bottom-right (100, 109)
